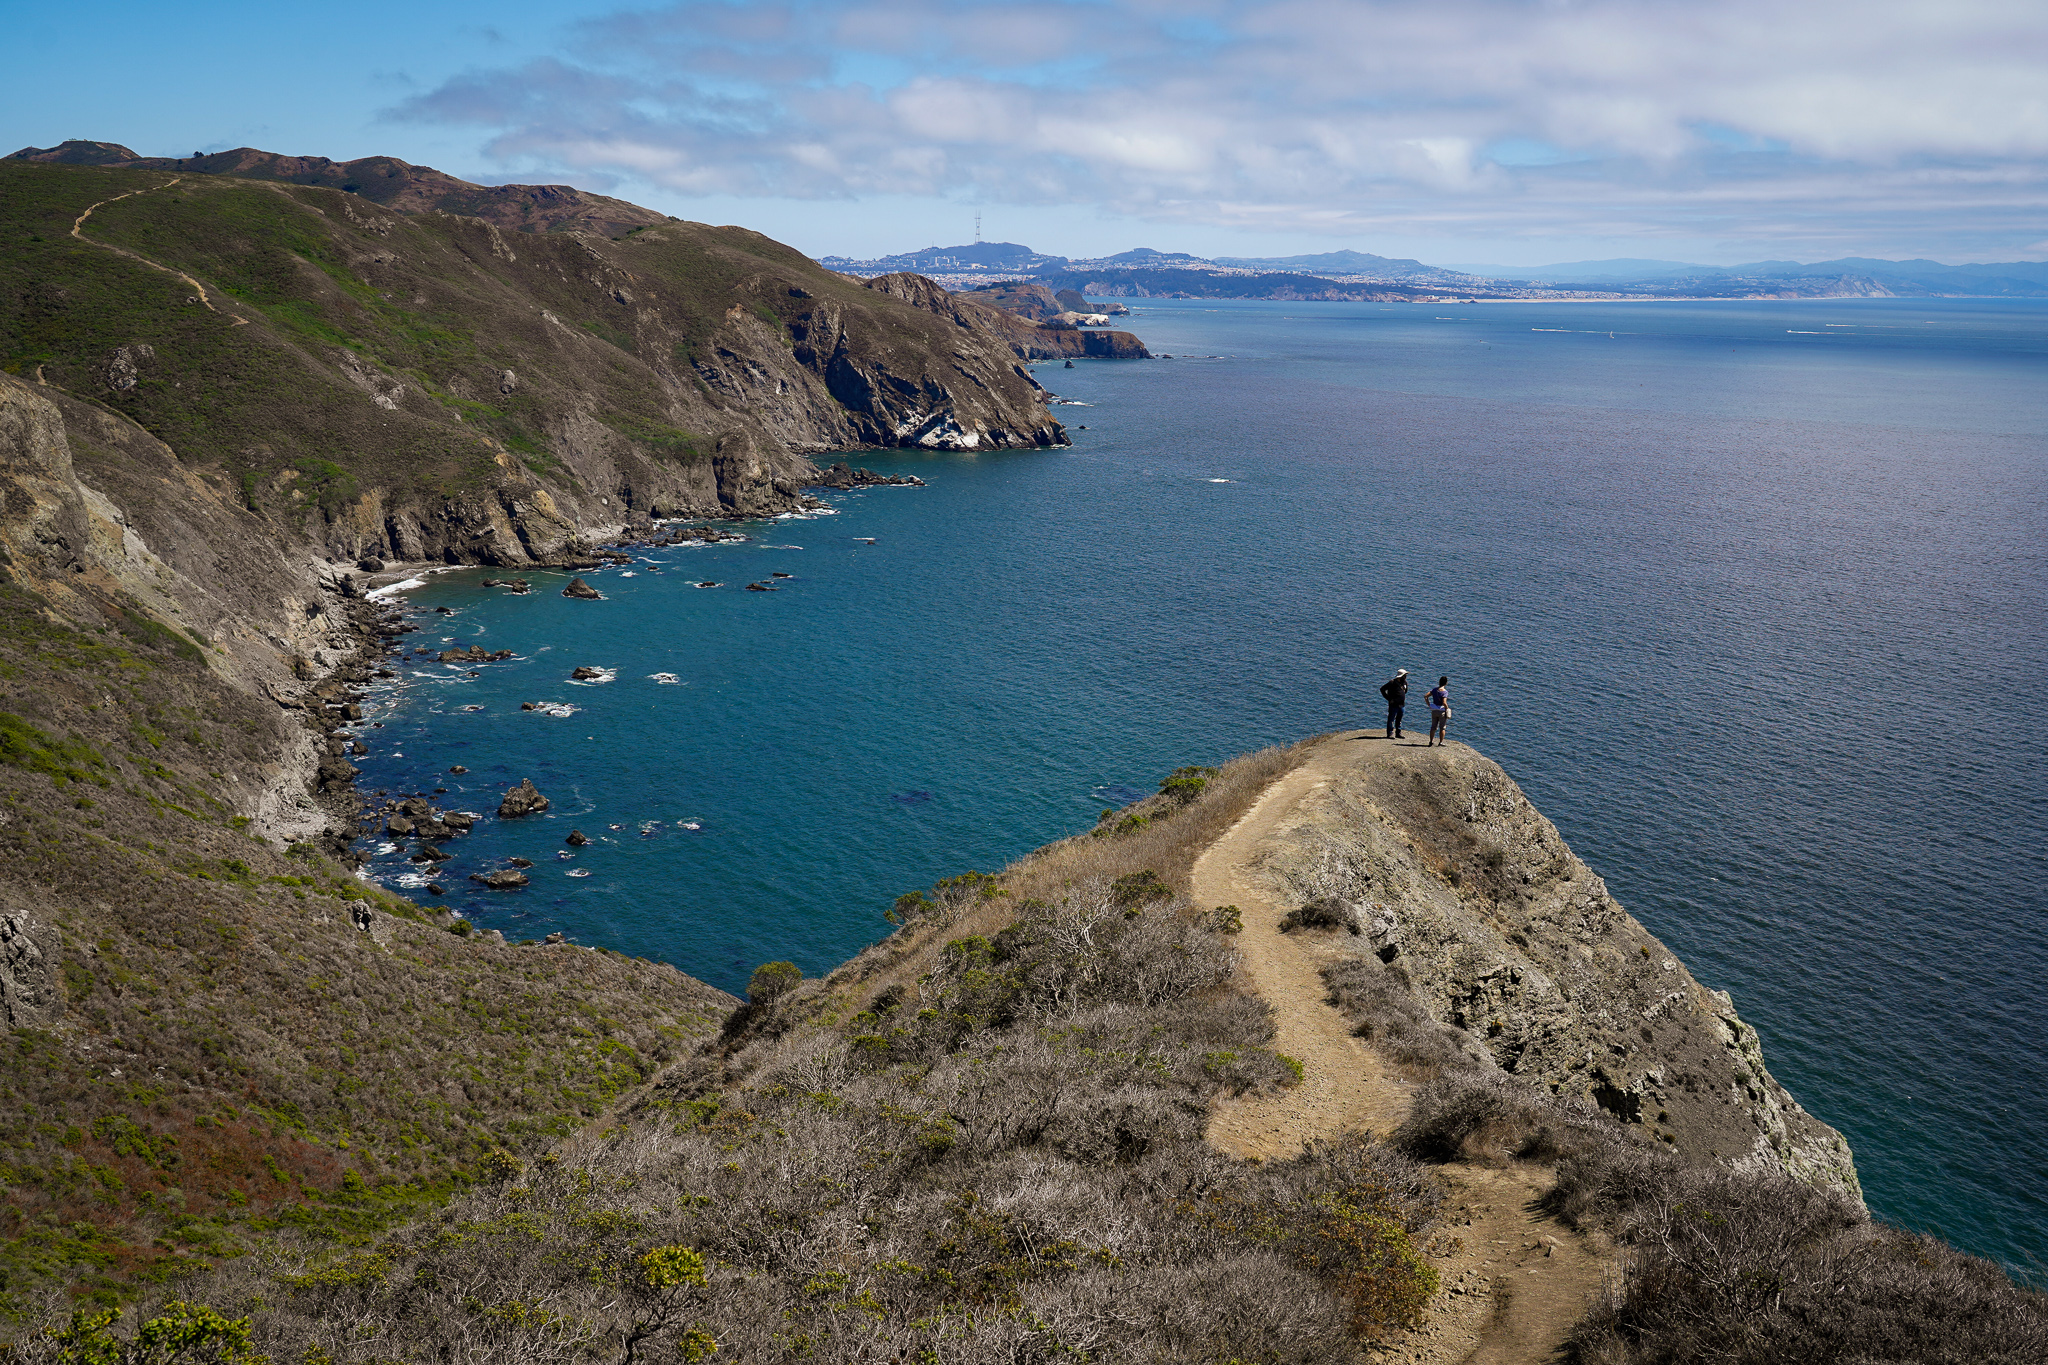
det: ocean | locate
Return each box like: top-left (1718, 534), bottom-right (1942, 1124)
top-left (354, 296), bottom-right (2048, 1275)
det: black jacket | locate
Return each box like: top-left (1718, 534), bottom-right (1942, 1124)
top-left (1379, 676), bottom-right (1408, 704)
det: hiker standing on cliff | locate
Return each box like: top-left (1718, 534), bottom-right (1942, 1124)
top-left (1426, 676), bottom-right (1451, 746)
top-left (1379, 669), bottom-right (1409, 739)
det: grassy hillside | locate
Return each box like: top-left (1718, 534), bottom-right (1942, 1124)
top-left (0, 159), bottom-right (1064, 564)
top-left (0, 559), bottom-right (731, 1314)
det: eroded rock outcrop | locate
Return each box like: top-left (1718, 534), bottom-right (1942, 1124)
top-left (1260, 744), bottom-right (1862, 1202)
top-left (498, 779), bottom-right (550, 818)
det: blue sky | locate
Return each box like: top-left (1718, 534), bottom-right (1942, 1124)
top-left (7, 0), bottom-right (2046, 266)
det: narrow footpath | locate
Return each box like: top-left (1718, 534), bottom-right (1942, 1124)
top-left (1196, 730), bottom-right (1608, 1365)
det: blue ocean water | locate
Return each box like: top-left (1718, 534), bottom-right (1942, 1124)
top-left (355, 297), bottom-right (2047, 1275)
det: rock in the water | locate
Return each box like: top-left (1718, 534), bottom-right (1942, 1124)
top-left (565, 829), bottom-right (589, 846)
top-left (543, 931), bottom-right (566, 944)
top-left (745, 581), bottom-right (777, 592)
top-left (508, 857), bottom-right (534, 869)
top-left (562, 576), bottom-right (603, 600)
top-left (450, 764), bottom-right (467, 774)
top-left (470, 869), bottom-right (531, 890)
top-left (498, 778), bottom-right (550, 817)
top-left (425, 883), bottom-right (445, 896)
top-left (571, 666), bottom-right (606, 680)
top-left (520, 701), bottom-right (537, 711)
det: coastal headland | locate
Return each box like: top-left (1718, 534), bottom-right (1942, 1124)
top-left (0, 146), bottom-right (2039, 1358)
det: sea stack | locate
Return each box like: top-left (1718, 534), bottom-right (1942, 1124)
top-left (498, 779), bottom-right (551, 817)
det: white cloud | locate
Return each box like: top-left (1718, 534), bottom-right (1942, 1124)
top-left (389, 0), bottom-right (2048, 255)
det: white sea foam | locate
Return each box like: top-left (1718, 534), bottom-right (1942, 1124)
top-left (650, 673), bottom-right (681, 684)
top-left (620, 571), bottom-right (637, 578)
top-left (568, 668), bottom-right (617, 686)
top-left (367, 577), bottom-right (428, 600)
top-left (567, 869), bottom-right (592, 878)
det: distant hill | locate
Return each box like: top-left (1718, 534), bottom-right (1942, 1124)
top-left (1441, 258), bottom-right (1726, 281)
top-left (1213, 249), bottom-right (1475, 283)
top-left (828, 239), bottom-right (2048, 299)
top-left (1443, 254), bottom-right (2048, 296)
top-left (820, 241), bottom-right (1068, 273)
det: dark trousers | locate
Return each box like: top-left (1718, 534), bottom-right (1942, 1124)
top-left (1385, 702), bottom-right (1404, 735)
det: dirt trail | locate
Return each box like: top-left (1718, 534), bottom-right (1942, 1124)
top-left (71, 177), bottom-right (248, 324)
top-left (1200, 733), bottom-right (1411, 1156)
top-left (1197, 730), bottom-right (1607, 1365)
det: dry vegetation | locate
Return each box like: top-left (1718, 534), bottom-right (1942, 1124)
top-left (1315, 956), bottom-right (2048, 1364)
top-left (12, 744), bottom-right (1473, 1363)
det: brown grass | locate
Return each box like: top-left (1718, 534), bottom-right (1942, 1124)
top-left (795, 739), bottom-right (1317, 1032)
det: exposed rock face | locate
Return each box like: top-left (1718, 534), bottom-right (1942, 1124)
top-left (808, 462), bottom-right (924, 490)
top-left (1261, 745), bottom-right (1862, 1202)
top-left (498, 779), bottom-right (550, 818)
top-left (470, 869), bottom-right (530, 889)
top-left (0, 910), bottom-right (64, 1027)
top-left (561, 577), bottom-right (602, 600)
top-left (863, 272), bottom-right (1150, 366)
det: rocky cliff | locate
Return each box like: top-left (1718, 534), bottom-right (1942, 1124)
top-left (1258, 743), bottom-right (1861, 1199)
top-left (867, 273), bottom-right (1151, 361)
top-left (2, 153), bottom-right (1066, 572)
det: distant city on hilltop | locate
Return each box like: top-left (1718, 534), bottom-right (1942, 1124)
top-left (819, 241), bottom-right (2048, 302)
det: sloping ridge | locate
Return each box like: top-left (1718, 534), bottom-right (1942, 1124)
top-left (9, 139), bottom-right (667, 236)
top-left (1193, 730), bottom-right (1862, 1362)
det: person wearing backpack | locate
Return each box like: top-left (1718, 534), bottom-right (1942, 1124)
top-left (1426, 676), bottom-right (1451, 747)
top-left (1379, 669), bottom-right (1409, 738)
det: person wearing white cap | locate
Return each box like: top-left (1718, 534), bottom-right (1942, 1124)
top-left (1378, 669), bottom-right (1409, 739)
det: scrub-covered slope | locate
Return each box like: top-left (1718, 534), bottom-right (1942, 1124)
top-left (0, 155), bottom-right (1065, 567)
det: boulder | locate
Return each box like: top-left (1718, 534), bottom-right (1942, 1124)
top-left (469, 869), bottom-right (530, 890)
top-left (571, 666), bottom-right (606, 680)
top-left (508, 857), bottom-right (534, 869)
top-left (450, 764), bottom-right (467, 774)
top-left (498, 779), bottom-right (550, 817)
top-left (357, 557), bottom-right (386, 572)
top-left (385, 815), bottom-right (415, 836)
top-left (562, 576), bottom-right (602, 600)
top-left (441, 811), bottom-right (475, 832)
top-left (565, 829), bottom-right (589, 846)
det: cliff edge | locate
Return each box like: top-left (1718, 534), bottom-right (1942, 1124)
top-left (1255, 736), bottom-right (1860, 1199)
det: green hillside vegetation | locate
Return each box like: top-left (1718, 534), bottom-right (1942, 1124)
top-left (0, 577), bottom-right (729, 1313)
top-left (0, 159), bottom-right (1058, 553)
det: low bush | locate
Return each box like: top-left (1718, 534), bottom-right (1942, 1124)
top-left (1572, 1166), bottom-right (2048, 1364)
top-left (1279, 895), bottom-right (1357, 934)
top-left (1322, 956), bottom-right (1484, 1077)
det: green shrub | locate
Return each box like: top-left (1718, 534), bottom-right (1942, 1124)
top-left (746, 961), bottom-right (802, 1006)
top-left (1158, 765), bottom-right (1219, 805)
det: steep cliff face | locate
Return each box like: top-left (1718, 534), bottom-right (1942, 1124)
top-left (1259, 744), bottom-right (1861, 1200)
top-left (864, 273), bottom-right (1152, 362)
top-left (1, 157), bottom-right (1066, 569)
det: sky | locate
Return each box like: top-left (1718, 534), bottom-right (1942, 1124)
top-left (6, 0), bottom-right (2046, 267)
